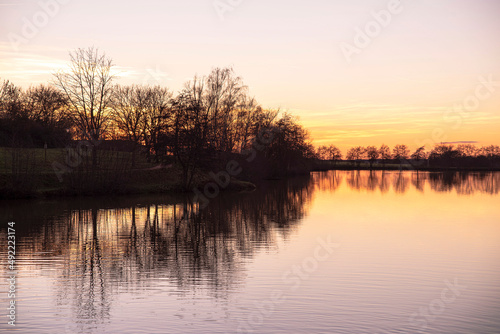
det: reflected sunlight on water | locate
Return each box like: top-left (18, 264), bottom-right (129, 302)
top-left (1, 171), bottom-right (499, 333)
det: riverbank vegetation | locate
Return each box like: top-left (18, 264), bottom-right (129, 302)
top-left (0, 47), bottom-right (315, 198)
top-left (1, 47), bottom-right (499, 199)
top-left (315, 143), bottom-right (500, 171)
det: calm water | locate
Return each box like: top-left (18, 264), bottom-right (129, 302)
top-left (1, 171), bottom-right (500, 333)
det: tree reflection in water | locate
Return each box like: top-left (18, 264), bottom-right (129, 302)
top-left (0, 171), bottom-right (498, 331)
top-left (0, 175), bottom-right (313, 330)
top-left (312, 170), bottom-right (500, 195)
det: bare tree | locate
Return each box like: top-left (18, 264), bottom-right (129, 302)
top-left (410, 146), bottom-right (427, 163)
top-left (171, 76), bottom-right (208, 189)
top-left (429, 144), bottom-right (457, 159)
top-left (479, 145), bottom-right (500, 158)
top-left (316, 145), bottom-right (328, 160)
top-left (392, 144), bottom-right (410, 163)
top-left (142, 86), bottom-right (173, 160)
top-left (111, 85), bottom-right (146, 144)
top-left (379, 144), bottom-right (391, 161)
top-left (204, 67), bottom-right (246, 152)
top-left (23, 84), bottom-right (69, 127)
top-left (233, 96), bottom-right (261, 152)
top-left (317, 145), bottom-right (342, 162)
top-left (457, 144), bottom-right (478, 157)
top-left (255, 112), bottom-right (314, 176)
top-left (328, 145), bottom-right (343, 161)
top-left (365, 146), bottom-right (379, 169)
top-left (346, 146), bottom-right (365, 167)
top-left (0, 79), bottom-right (23, 119)
top-left (53, 47), bottom-right (115, 164)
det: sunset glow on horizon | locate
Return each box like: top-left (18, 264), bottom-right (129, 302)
top-left (1, 0), bottom-right (499, 153)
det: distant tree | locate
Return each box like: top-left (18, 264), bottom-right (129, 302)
top-left (428, 144), bottom-right (461, 167)
top-left (365, 146), bottom-right (379, 169)
top-left (478, 145), bottom-right (500, 158)
top-left (23, 85), bottom-right (68, 125)
top-left (317, 145), bottom-right (342, 161)
top-left (410, 146), bottom-right (427, 166)
top-left (22, 84), bottom-right (71, 146)
top-left (327, 145), bottom-right (343, 161)
top-left (429, 144), bottom-right (459, 159)
top-left (392, 144), bottom-right (410, 163)
top-left (111, 85), bottom-right (146, 144)
top-left (457, 144), bottom-right (478, 157)
top-left (0, 81), bottom-right (71, 147)
top-left (345, 148), bottom-right (354, 160)
top-left (346, 146), bottom-right (364, 160)
top-left (0, 79), bottom-right (23, 119)
top-left (379, 144), bottom-right (391, 161)
top-left (0, 80), bottom-right (24, 146)
top-left (316, 145), bottom-right (328, 160)
top-left (346, 146), bottom-right (365, 167)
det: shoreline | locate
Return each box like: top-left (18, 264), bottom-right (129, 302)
top-left (2, 166), bottom-right (499, 201)
top-left (0, 168), bottom-right (257, 201)
top-left (312, 166), bottom-right (500, 172)
top-left (311, 160), bottom-right (500, 172)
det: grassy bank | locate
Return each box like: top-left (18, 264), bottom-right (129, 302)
top-left (3, 147), bottom-right (498, 200)
top-left (0, 147), bottom-right (255, 199)
top-left (0, 166), bottom-right (256, 200)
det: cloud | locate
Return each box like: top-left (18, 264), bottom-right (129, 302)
top-left (441, 141), bottom-right (478, 144)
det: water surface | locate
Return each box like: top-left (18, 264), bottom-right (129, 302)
top-left (1, 171), bottom-right (499, 333)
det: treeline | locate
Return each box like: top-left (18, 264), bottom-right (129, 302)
top-left (316, 143), bottom-right (500, 169)
top-left (0, 81), bottom-right (72, 147)
top-left (312, 170), bottom-right (500, 195)
top-left (0, 47), bottom-right (315, 190)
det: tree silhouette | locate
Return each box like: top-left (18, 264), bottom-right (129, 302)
top-left (317, 145), bottom-right (342, 161)
top-left (365, 146), bottom-right (379, 169)
top-left (392, 144), bottom-right (410, 164)
top-left (457, 144), bottom-right (477, 157)
top-left (410, 146), bottom-right (427, 168)
top-left (346, 146), bottom-right (365, 167)
top-left (379, 144), bottom-right (391, 167)
top-left (53, 47), bottom-right (115, 165)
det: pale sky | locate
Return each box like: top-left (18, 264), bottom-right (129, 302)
top-left (1, 0), bottom-right (499, 152)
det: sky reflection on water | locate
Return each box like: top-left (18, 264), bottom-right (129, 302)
top-left (0, 171), bottom-right (499, 333)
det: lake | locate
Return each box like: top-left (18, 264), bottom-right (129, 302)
top-left (1, 171), bottom-right (499, 333)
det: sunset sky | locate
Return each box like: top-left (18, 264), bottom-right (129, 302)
top-left (1, 0), bottom-right (499, 153)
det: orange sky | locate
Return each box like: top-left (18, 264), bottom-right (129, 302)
top-left (1, 0), bottom-right (499, 153)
